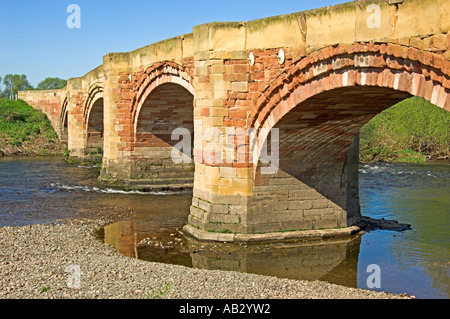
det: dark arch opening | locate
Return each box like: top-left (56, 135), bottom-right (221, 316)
top-left (86, 97), bottom-right (104, 153)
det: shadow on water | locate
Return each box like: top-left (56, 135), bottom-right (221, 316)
top-left (1, 156), bottom-right (449, 298)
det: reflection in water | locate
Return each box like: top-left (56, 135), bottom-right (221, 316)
top-left (100, 219), bottom-right (362, 287)
top-left (0, 157), bottom-right (449, 298)
top-left (187, 236), bottom-right (361, 288)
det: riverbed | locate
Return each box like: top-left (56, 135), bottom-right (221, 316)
top-left (0, 156), bottom-right (448, 298)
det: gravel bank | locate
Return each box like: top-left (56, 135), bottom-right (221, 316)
top-left (0, 218), bottom-right (412, 299)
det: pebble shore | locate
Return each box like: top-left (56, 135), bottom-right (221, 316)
top-left (0, 217), bottom-right (413, 299)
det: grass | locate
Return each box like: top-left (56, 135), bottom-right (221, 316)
top-left (142, 283), bottom-right (172, 299)
top-left (359, 97), bottom-right (450, 163)
top-left (40, 286), bottom-right (51, 293)
top-left (0, 98), bottom-right (58, 146)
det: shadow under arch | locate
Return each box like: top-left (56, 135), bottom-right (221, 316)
top-left (86, 97), bottom-right (104, 153)
top-left (59, 97), bottom-right (69, 143)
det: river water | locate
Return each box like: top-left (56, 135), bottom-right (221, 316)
top-left (0, 156), bottom-right (448, 299)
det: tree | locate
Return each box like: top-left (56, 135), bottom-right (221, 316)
top-left (1, 74), bottom-right (33, 98)
top-left (36, 77), bottom-right (67, 90)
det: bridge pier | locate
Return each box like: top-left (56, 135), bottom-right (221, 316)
top-left (184, 133), bottom-right (361, 242)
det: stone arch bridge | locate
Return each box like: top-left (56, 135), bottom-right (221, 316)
top-left (19, 0), bottom-right (450, 242)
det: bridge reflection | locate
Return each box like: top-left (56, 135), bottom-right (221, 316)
top-left (99, 219), bottom-right (362, 288)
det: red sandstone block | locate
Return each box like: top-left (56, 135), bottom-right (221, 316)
top-left (443, 77), bottom-right (450, 89)
top-left (234, 119), bottom-right (246, 128)
top-left (236, 93), bottom-right (248, 100)
top-left (383, 69), bottom-right (395, 88)
top-left (441, 60), bottom-right (450, 76)
top-left (235, 99), bottom-right (252, 109)
top-left (348, 70), bottom-right (358, 86)
top-left (407, 47), bottom-right (420, 62)
top-left (248, 81), bottom-right (258, 93)
top-left (233, 162), bottom-right (251, 168)
top-left (398, 72), bottom-right (412, 92)
top-left (229, 109), bottom-right (247, 119)
top-left (223, 74), bottom-right (235, 82)
top-left (233, 64), bottom-right (249, 74)
top-left (396, 44), bottom-right (408, 59)
top-left (380, 43), bottom-right (388, 55)
top-left (433, 55), bottom-right (445, 70)
top-left (410, 73), bottom-right (421, 94)
top-left (430, 70), bottom-right (443, 84)
top-left (422, 52), bottom-right (434, 66)
top-left (234, 73), bottom-right (250, 82)
top-left (423, 80), bottom-right (434, 101)
top-left (226, 99), bottom-right (236, 108)
top-left (223, 118), bottom-right (234, 127)
top-left (257, 50), bottom-right (276, 57)
top-left (201, 108), bottom-right (210, 116)
top-left (197, 75), bottom-right (210, 83)
top-left (436, 86), bottom-right (447, 108)
top-left (444, 94), bottom-right (450, 111)
top-left (416, 76), bottom-right (427, 97)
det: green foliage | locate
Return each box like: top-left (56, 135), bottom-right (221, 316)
top-left (36, 77), bottom-right (67, 90)
top-left (40, 286), bottom-right (51, 293)
top-left (63, 148), bottom-right (71, 159)
top-left (360, 97), bottom-right (450, 162)
top-left (0, 74), bottom-right (33, 98)
top-left (0, 74), bottom-right (67, 98)
top-left (143, 283), bottom-right (172, 299)
top-left (0, 98), bottom-right (58, 146)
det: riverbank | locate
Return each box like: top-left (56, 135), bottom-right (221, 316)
top-left (359, 97), bottom-right (450, 164)
top-left (0, 137), bottom-right (65, 157)
top-left (0, 98), bottom-right (65, 157)
top-left (0, 214), bottom-right (413, 299)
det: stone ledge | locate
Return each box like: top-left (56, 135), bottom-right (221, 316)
top-left (182, 224), bottom-right (360, 243)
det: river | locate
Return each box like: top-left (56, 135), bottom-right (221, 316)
top-left (0, 156), bottom-right (448, 299)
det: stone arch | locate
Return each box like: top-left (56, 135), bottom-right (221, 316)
top-left (131, 61), bottom-right (194, 136)
top-left (127, 62), bottom-right (195, 187)
top-left (84, 84), bottom-right (104, 124)
top-left (84, 85), bottom-right (104, 153)
top-left (247, 43), bottom-right (450, 232)
top-left (250, 42), bottom-right (450, 168)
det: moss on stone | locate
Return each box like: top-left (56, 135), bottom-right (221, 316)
top-left (246, 13), bottom-right (299, 33)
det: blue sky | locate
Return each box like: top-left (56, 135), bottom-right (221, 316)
top-left (0, 0), bottom-right (348, 87)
